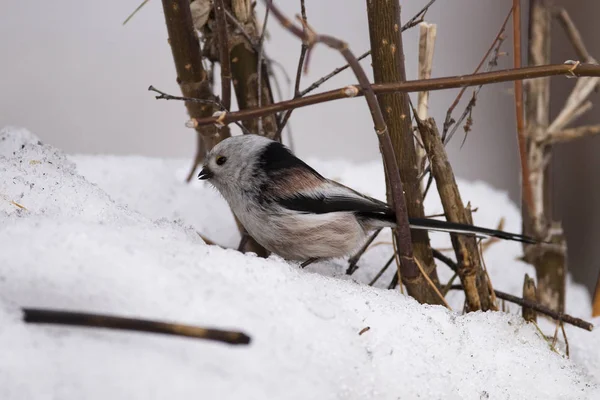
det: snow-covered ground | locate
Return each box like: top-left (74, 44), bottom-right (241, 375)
top-left (1, 126), bottom-right (598, 399)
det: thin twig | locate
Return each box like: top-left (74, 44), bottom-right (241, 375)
top-left (514, 0), bottom-right (534, 216)
top-left (414, 258), bottom-right (451, 309)
top-left (560, 322), bottom-right (570, 357)
top-left (149, 85), bottom-right (252, 135)
top-left (123, 0), bottom-right (150, 25)
top-left (369, 253), bottom-right (396, 286)
top-left (264, 0), bottom-right (419, 281)
top-left (546, 124), bottom-right (600, 144)
top-left (190, 63), bottom-right (600, 128)
top-left (215, 0), bottom-right (232, 111)
top-left (22, 308), bottom-right (251, 345)
top-left (442, 7), bottom-right (513, 141)
top-left (554, 8), bottom-right (594, 63)
top-left (297, 0), bottom-right (438, 98)
top-left (346, 229), bottom-right (382, 275)
top-left (257, 6), bottom-right (270, 136)
top-left (275, 0), bottom-right (309, 139)
top-left (448, 286), bottom-right (594, 331)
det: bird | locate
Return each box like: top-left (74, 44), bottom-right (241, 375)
top-left (198, 134), bottom-right (534, 261)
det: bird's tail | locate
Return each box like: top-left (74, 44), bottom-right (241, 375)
top-left (408, 217), bottom-right (536, 244)
top-left (360, 212), bottom-right (536, 244)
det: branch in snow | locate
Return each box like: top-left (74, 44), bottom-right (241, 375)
top-left (23, 308), bottom-right (251, 345)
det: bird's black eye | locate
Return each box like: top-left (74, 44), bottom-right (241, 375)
top-left (216, 156), bottom-right (227, 166)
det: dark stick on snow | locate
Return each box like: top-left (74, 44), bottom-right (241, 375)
top-left (446, 286), bottom-right (594, 331)
top-left (22, 308), bottom-right (251, 345)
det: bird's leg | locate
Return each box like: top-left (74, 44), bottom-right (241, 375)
top-left (300, 258), bottom-right (320, 269)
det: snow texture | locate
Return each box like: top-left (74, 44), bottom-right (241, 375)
top-left (0, 126), bottom-right (598, 399)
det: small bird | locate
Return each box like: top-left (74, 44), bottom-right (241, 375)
top-left (198, 134), bottom-right (534, 261)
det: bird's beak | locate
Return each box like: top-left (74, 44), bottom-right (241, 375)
top-left (198, 167), bottom-right (213, 180)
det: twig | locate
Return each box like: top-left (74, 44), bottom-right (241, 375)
top-left (414, 258), bottom-right (451, 309)
top-left (123, 0), bottom-right (150, 25)
top-left (264, 0), bottom-right (420, 282)
top-left (554, 8), bottom-right (594, 63)
top-left (297, 0), bottom-right (438, 98)
top-left (448, 286), bottom-right (594, 331)
top-left (22, 308), bottom-right (251, 345)
top-left (369, 253), bottom-right (396, 286)
top-left (416, 22), bottom-right (437, 181)
top-left (546, 124), bottom-right (600, 144)
top-left (190, 63), bottom-right (600, 128)
top-left (514, 0), bottom-right (534, 216)
top-left (275, 0), bottom-right (309, 139)
top-left (346, 229), bottom-right (382, 275)
top-left (256, 6), bottom-right (270, 135)
top-left (300, 257), bottom-right (319, 269)
top-left (560, 322), bottom-right (570, 357)
top-left (432, 249), bottom-right (457, 272)
top-left (593, 268), bottom-right (600, 317)
top-left (149, 86), bottom-right (252, 135)
top-left (522, 273), bottom-right (538, 322)
top-left (442, 7), bottom-right (513, 141)
top-left (416, 115), bottom-right (489, 310)
top-left (215, 0), bottom-right (232, 111)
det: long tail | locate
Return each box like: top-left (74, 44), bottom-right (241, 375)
top-left (408, 217), bottom-right (536, 244)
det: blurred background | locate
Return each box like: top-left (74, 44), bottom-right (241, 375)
top-left (0, 0), bottom-right (598, 293)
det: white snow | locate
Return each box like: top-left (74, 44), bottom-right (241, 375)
top-left (1, 126), bottom-right (598, 399)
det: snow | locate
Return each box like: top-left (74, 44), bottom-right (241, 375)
top-left (1, 126), bottom-right (598, 399)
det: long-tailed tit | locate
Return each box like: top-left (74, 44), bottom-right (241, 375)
top-left (198, 134), bottom-right (534, 261)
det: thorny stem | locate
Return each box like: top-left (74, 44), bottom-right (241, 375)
top-left (190, 63), bottom-right (600, 128)
top-left (23, 308), bottom-right (251, 345)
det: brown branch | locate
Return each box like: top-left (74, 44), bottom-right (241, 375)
top-left (256, 6), bottom-right (270, 135)
top-left (275, 0), bottom-right (309, 139)
top-left (447, 286), bottom-right (593, 331)
top-left (265, 0), bottom-right (420, 287)
top-left (416, 115), bottom-right (490, 311)
top-left (148, 85), bottom-right (252, 135)
top-left (296, 0), bottom-right (437, 98)
top-left (522, 273), bottom-right (538, 322)
top-left (215, 0), bottom-right (232, 111)
top-left (514, 0), bottom-right (534, 216)
top-left (191, 63), bottom-right (600, 128)
top-left (593, 268), bottom-right (600, 317)
top-left (160, 0), bottom-right (228, 183)
top-left (22, 308), bottom-right (251, 345)
top-left (366, 0), bottom-right (439, 302)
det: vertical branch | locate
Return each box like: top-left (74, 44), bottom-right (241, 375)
top-left (228, 0), bottom-right (279, 139)
top-left (416, 116), bottom-right (491, 311)
top-left (366, 0), bottom-right (442, 304)
top-left (215, 0), bottom-right (232, 111)
top-left (416, 22), bottom-right (437, 179)
top-left (522, 274), bottom-right (538, 322)
top-left (513, 0), bottom-right (534, 214)
top-left (161, 0), bottom-right (225, 182)
top-left (524, 0), bottom-right (568, 313)
top-left (593, 270), bottom-right (600, 317)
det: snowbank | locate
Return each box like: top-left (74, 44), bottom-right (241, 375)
top-left (0, 126), bottom-right (598, 399)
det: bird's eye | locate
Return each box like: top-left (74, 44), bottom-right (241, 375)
top-left (216, 156), bottom-right (227, 166)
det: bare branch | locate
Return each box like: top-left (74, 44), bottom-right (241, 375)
top-left (23, 308), bottom-right (251, 345)
top-left (215, 0), bottom-right (232, 111)
top-left (191, 63), bottom-right (600, 128)
top-left (514, 0), bottom-right (535, 216)
top-left (546, 124), bottom-right (600, 144)
top-left (447, 285), bottom-right (593, 331)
